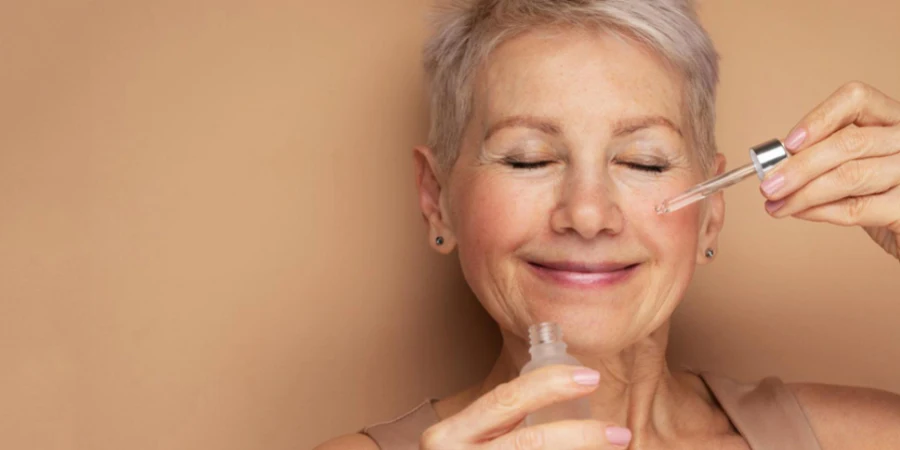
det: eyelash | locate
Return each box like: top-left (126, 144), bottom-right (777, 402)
top-left (503, 159), bottom-right (668, 173)
top-left (622, 162), bottom-right (667, 173)
top-left (505, 160), bottom-right (552, 170)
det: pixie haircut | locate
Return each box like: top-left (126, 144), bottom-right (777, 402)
top-left (423, 0), bottom-right (720, 172)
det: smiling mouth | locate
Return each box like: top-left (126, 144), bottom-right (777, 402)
top-left (527, 261), bottom-right (640, 287)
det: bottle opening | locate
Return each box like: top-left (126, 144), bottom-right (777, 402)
top-left (529, 322), bottom-right (562, 345)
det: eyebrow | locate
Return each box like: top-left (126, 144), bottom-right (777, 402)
top-left (612, 115), bottom-right (682, 137)
top-left (483, 114), bottom-right (682, 141)
top-left (483, 116), bottom-right (562, 141)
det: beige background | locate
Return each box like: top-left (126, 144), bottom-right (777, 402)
top-left (0, 1), bottom-right (897, 449)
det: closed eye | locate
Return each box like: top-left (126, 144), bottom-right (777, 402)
top-left (504, 159), bottom-right (553, 170)
top-left (620, 162), bottom-right (668, 173)
top-left (503, 159), bottom-right (667, 172)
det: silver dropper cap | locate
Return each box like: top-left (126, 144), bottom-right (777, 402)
top-left (749, 139), bottom-right (789, 179)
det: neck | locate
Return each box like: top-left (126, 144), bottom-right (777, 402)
top-left (473, 321), bottom-right (716, 446)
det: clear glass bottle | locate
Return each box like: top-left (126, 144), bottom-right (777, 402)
top-left (521, 322), bottom-right (592, 426)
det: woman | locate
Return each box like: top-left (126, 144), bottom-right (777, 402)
top-left (319, 0), bottom-right (900, 448)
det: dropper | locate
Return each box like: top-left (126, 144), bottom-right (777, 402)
top-left (656, 138), bottom-right (789, 214)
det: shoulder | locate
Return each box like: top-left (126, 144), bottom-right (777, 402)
top-left (787, 382), bottom-right (900, 448)
top-left (313, 433), bottom-right (379, 450)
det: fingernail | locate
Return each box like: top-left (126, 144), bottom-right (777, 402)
top-left (765, 199), bottom-right (786, 214)
top-left (573, 369), bottom-right (600, 386)
top-left (784, 128), bottom-right (807, 150)
top-left (605, 426), bottom-right (632, 446)
top-left (760, 173), bottom-right (785, 196)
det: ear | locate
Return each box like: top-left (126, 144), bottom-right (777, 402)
top-left (413, 146), bottom-right (456, 254)
top-left (696, 153), bottom-right (727, 265)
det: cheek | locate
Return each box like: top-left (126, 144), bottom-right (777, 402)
top-left (643, 206), bottom-right (702, 260)
top-left (448, 173), bottom-right (549, 329)
top-left (451, 174), bottom-right (546, 259)
top-left (618, 174), bottom-right (702, 260)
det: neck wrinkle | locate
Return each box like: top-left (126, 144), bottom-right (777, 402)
top-left (481, 322), bottom-right (691, 445)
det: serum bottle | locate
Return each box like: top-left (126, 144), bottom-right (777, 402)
top-left (521, 322), bottom-right (592, 426)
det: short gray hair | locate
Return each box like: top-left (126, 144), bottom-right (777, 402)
top-left (423, 0), bottom-right (720, 172)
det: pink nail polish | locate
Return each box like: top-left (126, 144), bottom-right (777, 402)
top-left (784, 128), bottom-right (807, 150)
top-left (573, 369), bottom-right (600, 386)
top-left (760, 173), bottom-right (785, 196)
top-left (765, 199), bottom-right (786, 214)
top-left (606, 427), bottom-right (632, 446)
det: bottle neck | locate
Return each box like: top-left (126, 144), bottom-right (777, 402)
top-left (529, 341), bottom-right (568, 360)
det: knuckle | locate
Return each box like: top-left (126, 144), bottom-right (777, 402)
top-left (835, 160), bottom-right (871, 193)
top-left (842, 81), bottom-right (871, 102)
top-left (808, 109), bottom-right (829, 131)
top-left (490, 381), bottom-right (523, 411)
top-left (892, 124), bottom-right (900, 148)
top-left (513, 428), bottom-right (545, 450)
top-left (420, 424), bottom-right (448, 449)
top-left (838, 127), bottom-right (870, 156)
top-left (846, 196), bottom-right (870, 223)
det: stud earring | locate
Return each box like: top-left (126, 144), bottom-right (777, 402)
top-left (705, 248), bottom-right (715, 258)
top-left (435, 236), bottom-right (445, 246)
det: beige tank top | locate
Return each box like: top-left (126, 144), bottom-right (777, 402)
top-left (361, 372), bottom-right (822, 450)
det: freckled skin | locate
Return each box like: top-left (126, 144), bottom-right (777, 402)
top-left (444, 28), bottom-right (721, 354)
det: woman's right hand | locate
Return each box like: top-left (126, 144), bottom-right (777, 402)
top-left (420, 365), bottom-right (632, 449)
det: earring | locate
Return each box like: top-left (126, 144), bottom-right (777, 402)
top-left (705, 248), bottom-right (715, 259)
top-left (435, 236), bottom-right (445, 246)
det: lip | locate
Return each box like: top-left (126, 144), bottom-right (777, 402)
top-left (527, 260), bottom-right (639, 288)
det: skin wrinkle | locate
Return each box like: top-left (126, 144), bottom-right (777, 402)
top-left (426, 27), bottom-right (728, 447)
top-left (425, 3), bottom-right (721, 173)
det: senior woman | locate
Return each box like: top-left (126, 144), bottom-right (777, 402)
top-left (318, 0), bottom-right (900, 448)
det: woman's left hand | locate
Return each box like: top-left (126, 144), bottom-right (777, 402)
top-left (760, 81), bottom-right (900, 262)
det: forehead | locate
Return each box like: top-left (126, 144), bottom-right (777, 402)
top-left (474, 28), bottom-right (686, 131)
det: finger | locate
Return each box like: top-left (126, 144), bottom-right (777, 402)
top-left (488, 420), bottom-right (631, 450)
top-left (768, 152), bottom-right (900, 217)
top-left (761, 125), bottom-right (900, 201)
top-left (438, 365), bottom-right (600, 442)
top-left (782, 81), bottom-right (900, 152)
top-left (788, 185), bottom-right (900, 229)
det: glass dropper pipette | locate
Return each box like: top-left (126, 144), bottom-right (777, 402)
top-left (656, 138), bottom-right (789, 214)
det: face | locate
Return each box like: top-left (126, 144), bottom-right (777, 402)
top-left (417, 28), bottom-right (724, 354)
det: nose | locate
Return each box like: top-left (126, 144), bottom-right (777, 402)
top-left (549, 170), bottom-right (624, 239)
